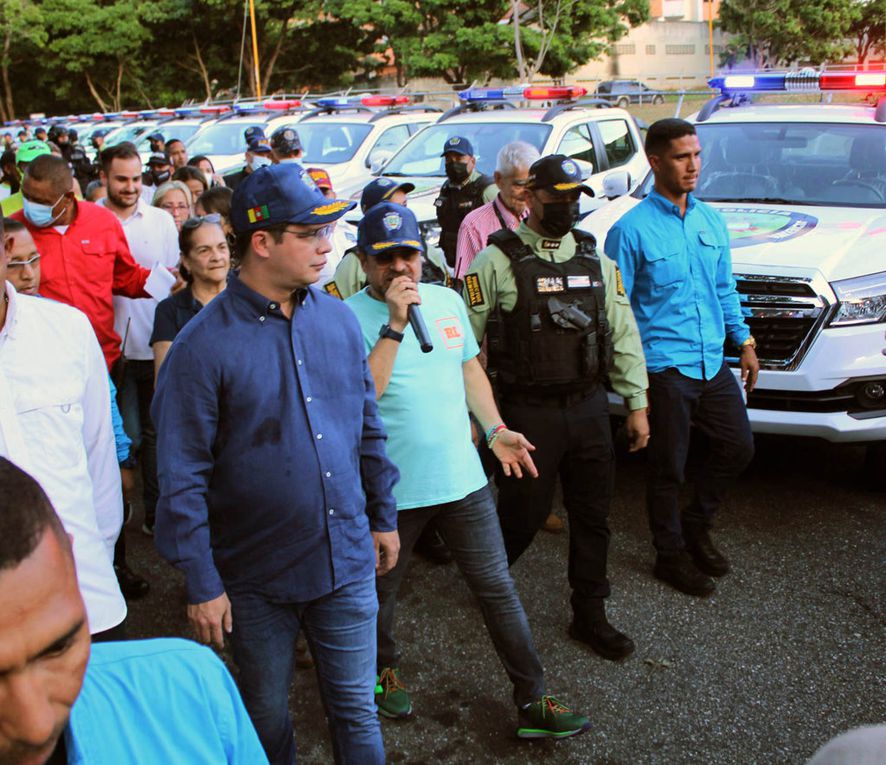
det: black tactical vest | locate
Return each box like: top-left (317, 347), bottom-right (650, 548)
top-left (486, 228), bottom-right (613, 395)
top-left (434, 173), bottom-right (493, 267)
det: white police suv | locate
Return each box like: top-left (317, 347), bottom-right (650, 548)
top-left (338, 85), bottom-right (650, 248)
top-left (582, 70), bottom-right (886, 485)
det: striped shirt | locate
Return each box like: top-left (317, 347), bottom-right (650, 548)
top-left (455, 195), bottom-right (527, 280)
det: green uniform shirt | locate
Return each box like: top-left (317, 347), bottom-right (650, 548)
top-left (324, 243), bottom-right (451, 301)
top-left (462, 221), bottom-right (649, 410)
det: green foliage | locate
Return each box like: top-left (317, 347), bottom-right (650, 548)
top-left (850, 0), bottom-right (886, 61)
top-left (719, 0), bottom-right (863, 66)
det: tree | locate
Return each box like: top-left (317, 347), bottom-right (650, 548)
top-left (0, 0), bottom-right (45, 121)
top-left (512, 0), bottom-right (648, 82)
top-left (719, 0), bottom-right (862, 66)
top-left (850, 0), bottom-right (886, 62)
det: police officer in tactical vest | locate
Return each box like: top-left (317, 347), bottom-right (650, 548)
top-left (434, 136), bottom-right (497, 268)
top-left (462, 154), bottom-right (650, 661)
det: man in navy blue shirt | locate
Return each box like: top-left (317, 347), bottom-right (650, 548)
top-left (606, 119), bottom-right (759, 598)
top-left (152, 163), bottom-right (400, 765)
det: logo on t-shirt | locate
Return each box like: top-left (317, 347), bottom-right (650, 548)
top-left (435, 316), bottom-right (465, 350)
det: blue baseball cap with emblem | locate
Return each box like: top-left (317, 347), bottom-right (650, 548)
top-left (527, 153), bottom-right (594, 197)
top-left (360, 177), bottom-right (416, 213)
top-left (231, 162), bottom-right (357, 234)
top-left (247, 137), bottom-right (272, 154)
top-left (147, 132), bottom-right (164, 142)
top-left (357, 202), bottom-right (425, 255)
top-left (440, 135), bottom-right (474, 157)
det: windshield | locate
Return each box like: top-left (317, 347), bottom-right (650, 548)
top-left (695, 122), bottom-right (886, 208)
top-left (104, 123), bottom-right (152, 147)
top-left (134, 123), bottom-right (200, 152)
top-left (185, 122), bottom-right (267, 156)
top-left (272, 122), bottom-right (374, 164)
top-left (381, 122), bottom-right (552, 177)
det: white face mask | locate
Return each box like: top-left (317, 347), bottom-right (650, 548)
top-left (249, 154), bottom-right (272, 171)
top-left (203, 170), bottom-right (213, 187)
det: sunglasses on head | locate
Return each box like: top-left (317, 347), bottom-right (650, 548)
top-left (182, 213), bottom-right (222, 230)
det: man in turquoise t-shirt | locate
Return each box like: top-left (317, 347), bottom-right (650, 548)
top-left (345, 202), bottom-right (591, 742)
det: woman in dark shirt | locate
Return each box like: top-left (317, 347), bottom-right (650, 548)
top-left (150, 215), bottom-right (230, 377)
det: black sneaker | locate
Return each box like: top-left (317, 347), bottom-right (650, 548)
top-left (517, 696), bottom-right (591, 739)
top-left (683, 525), bottom-right (730, 577)
top-left (114, 563), bottom-right (150, 600)
top-left (654, 551), bottom-right (715, 597)
top-left (569, 614), bottom-right (635, 660)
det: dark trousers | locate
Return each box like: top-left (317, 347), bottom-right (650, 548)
top-left (646, 363), bottom-right (755, 553)
top-left (117, 359), bottom-right (159, 526)
top-left (497, 387), bottom-right (613, 616)
top-left (376, 485), bottom-right (545, 708)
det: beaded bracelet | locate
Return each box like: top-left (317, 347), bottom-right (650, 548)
top-left (486, 423), bottom-right (507, 448)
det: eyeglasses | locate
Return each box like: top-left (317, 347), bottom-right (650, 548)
top-left (160, 202), bottom-right (190, 213)
top-left (182, 213), bottom-right (222, 230)
top-left (6, 254), bottom-right (40, 268)
top-left (280, 225), bottom-right (333, 242)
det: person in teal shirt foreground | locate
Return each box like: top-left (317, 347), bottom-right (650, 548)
top-left (0, 457), bottom-right (268, 765)
top-left (345, 202), bottom-right (591, 740)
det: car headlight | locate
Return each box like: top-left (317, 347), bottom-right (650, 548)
top-left (830, 271), bottom-right (886, 326)
top-left (420, 221), bottom-right (442, 248)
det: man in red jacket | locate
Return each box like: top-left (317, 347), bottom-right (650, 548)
top-left (12, 154), bottom-right (176, 371)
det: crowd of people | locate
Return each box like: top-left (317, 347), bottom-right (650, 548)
top-left (0, 117), bottom-right (778, 765)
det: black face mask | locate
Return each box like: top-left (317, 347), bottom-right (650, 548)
top-left (540, 201), bottom-right (580, 238)
top-left (445, 161), bottom-right (470, 184)
top-left (151, 169), bottom-right (171, 185)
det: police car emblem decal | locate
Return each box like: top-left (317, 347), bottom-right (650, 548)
top-left (561, 160), bottom-right (578, 177)
top-left (382, 212), bottom-right (402, 231)
top-left (720, 208), bottom-right (818, 248)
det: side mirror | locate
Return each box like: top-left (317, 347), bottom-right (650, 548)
top-left (602, 170), bottom-right (631, 200)
top-left (367, 149), bottom-right (393, 173)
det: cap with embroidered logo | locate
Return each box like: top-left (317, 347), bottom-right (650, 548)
top-left (526, 154), bottom-right (594, 197)
top-left (270, 126), bottom-right (302, 154)
top-left (440, 136), bottom-right (474, 157)
top-left (231, 162), bottom-right (356, 233)
top-left (360, 177), bottom-right (415, 213)
top-left (357, 201), bottom-right (425, 255)
top-left (146, 152), bottom-right (169, 166)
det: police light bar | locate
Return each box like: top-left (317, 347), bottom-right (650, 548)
top-left (261, 99), bottom-right (303, 110)
top-left (199, 105), bottom-right (231, 115)
top-left (173, 107), bottom-right (204, 118)
top-left (457, 85), bottom-right (586, 102)
top-left (314, 95), bottom-right (410, 109)
top-left (120, 111), bottom-right (141, 119)
top-left (103, 112), bottom-right (121, 120)
top-left (360, 95), bottom-right (410, 107)
top-left (710, 70), bottom-right (886, 93)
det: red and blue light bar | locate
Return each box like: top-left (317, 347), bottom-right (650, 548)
top-left (710, 70), bottom-right (886, 93)
top-left (458, 85), bottom-right (587, 102)
top-left (314, 95), bottom-right (410, 109)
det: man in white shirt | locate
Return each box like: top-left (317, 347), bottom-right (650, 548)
top-left (99, 142), bottom-right (180, 538)
top-left (0, 216), bottom-right (127, 640)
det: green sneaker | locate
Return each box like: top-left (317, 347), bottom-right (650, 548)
top-left (375, 667), bottom-right (412, 719)
top-left (516, 695), bottom-right (590, 739)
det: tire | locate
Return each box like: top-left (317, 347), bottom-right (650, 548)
top-left (652, 94), bottom-right (664, 105)
top-left (616, 96), bottom-right (630, 109)
top-left (864, 442), bottom-right (886, 490)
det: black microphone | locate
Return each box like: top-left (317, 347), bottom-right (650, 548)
top-left (407, 304), bottom-right (433, 353)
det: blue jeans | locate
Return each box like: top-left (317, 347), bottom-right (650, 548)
top-left (228, 576), bottom-right (383, 765)
top-left (376, 484), bottom-right (545, 708)
top-left (116, 359), bottom-right (158, 523)
top-left (646, 363), bottom-right (755, 552)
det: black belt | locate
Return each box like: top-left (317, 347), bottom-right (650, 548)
top-left (499, 385), bottom-right (599, 409)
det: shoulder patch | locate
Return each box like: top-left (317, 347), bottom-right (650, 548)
top-left (615, 267), bottom-right (626, 297)
top-left (324, 281), bottom-right (343, 300)
top-left (464, 273), bottom-right (484, 307)
top-left (540, 239), bottom-right (560, 251)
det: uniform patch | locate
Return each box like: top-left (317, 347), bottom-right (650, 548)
top-left (566, 275), bottom-right (591, 289)
top-left (464, 274), bottom-right (484, 307)
top-left (535, 276), bottom-right (566, 294)
top-left (247, 205), bottom-right (270, 224)
top-left (324, 281), bottom-right (343, 299)
top-left (615, 267), bottom-right (626, 297)
top-left (540, 239), bottom-right (560, 250)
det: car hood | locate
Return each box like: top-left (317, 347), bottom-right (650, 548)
top-left (581, 198), bottom-right (886, 282)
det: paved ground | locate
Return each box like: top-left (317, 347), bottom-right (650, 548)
top-left (124, 433), bottom-right (884, 765)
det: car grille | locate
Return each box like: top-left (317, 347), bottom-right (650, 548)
top-left (728, 275), bottom-right (833, 370)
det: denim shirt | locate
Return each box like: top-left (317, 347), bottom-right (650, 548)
top-left (605, 188), bottom-right (750, 380)
top-left (152, 276), bottom-right (399, 604)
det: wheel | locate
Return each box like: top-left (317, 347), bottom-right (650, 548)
top-left (616, 96), bottom-right (630, 109)
top-left (864, 442), bottom-right (886, 490)
top-left (652, 94), bottom-right (664, 105)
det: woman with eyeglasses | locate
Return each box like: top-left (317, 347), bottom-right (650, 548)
top-left (152, 180), bottom-right (193, 232)
top-left (150, 215), bottom-right (230, 376)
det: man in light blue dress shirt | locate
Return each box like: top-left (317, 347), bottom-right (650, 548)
top-left (606, 119), bottom-right (759, 598)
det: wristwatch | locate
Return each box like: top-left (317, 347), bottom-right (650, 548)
top-left (740, 335), bottom-right (757, 350)
top-left (378, 324), bottom-right (404, 343)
